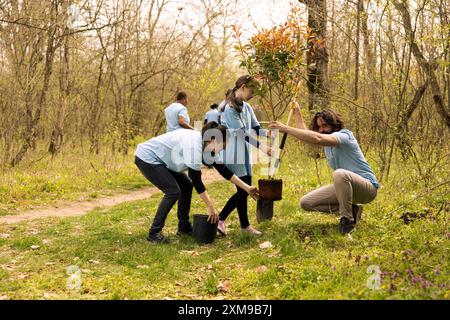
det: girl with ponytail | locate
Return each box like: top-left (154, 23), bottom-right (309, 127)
top-left (217, 75), bottom-right (271, 236)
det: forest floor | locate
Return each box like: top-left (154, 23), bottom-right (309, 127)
top-left (0, 169), bottom-right (223, 224)
top-left (0, 146), bottom-right (448, 300)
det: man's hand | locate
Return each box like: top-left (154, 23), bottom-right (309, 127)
top-left (207, 205), bottom-right (219, 224)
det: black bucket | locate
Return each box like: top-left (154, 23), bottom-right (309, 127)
top-left (192, 214), bottom-right (218, 244)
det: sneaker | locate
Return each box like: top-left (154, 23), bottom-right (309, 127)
top-left (147, 232), bottom-right (169, 243)
top-left (339, 217), bottom-right (355, 234)
top-left (217, 220), bottom-right (227, 236)
top-left (241, 225), bottom-right (262, 236)
top-left (352, 205), bottom-right (363, 224)
top-left (177, 226), bottom-right (193, 236)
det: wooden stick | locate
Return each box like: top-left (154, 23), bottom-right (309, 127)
top-left (269, 106), bottom-right (296, 178)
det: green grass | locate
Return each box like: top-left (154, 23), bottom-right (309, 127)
top-left (0, 149), bottom-right (147, 216)
top-left (0, 144), bottom-right (449, 299)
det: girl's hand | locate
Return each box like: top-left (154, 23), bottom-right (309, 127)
top-left (207, 205), bottom-right (219, 224)
top-left (247, 186), bottom-right (260, 200)
top-left (269, 121), bottom-right (287, 132)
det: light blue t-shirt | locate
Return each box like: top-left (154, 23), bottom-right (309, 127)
top-left (204, 109), bottom-right (219, 123)
top-left (135, 129), bottom-right (202, 172)
top-left (220, 102), bottom-right (260, 177)
top-left (164, 102), bottom-right (190, 132)
top-left (324, 129), bottom-right (379, 188)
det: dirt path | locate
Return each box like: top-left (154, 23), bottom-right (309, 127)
top-left (0, 169), bottom-right (225, 225)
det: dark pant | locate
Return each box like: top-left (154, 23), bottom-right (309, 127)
top-left (219, 175), bottom-right (251, 228)
top-left (135, 157), bottom-right (193, 235)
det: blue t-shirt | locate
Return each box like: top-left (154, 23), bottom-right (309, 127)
top-left (135, 129), bottom-right (202, 172)
top-left (220, 102), bottom-right (260, 177)
top-left (324, 129), bottom-right (379, 188)
top-left (205, 109), bottom-right (219, 123)
top-left (164, 102), bottom-right (190, 132)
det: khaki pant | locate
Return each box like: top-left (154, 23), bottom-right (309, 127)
top-left (300, 169), bottom-right (378, 221)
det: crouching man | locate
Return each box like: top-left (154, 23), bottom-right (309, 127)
top-left (269, 105), bottom-right (379, 234)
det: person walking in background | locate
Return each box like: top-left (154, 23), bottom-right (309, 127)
top-left (269, 106), bottom-right (379, 234)
top-left (204, 103), bottom-right (220, 124)
top-left (164, 91), bottom-right (194, 132)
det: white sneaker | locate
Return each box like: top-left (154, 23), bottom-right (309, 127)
top-left (242, 225), bottom-right (262, 236)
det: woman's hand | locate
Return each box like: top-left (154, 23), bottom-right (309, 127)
top-left (246, 186), bottom-right (260, 200)
top-left (207, 205), bottom-right (219, 224)
top-left (269, 121), bottom-right (288, 133)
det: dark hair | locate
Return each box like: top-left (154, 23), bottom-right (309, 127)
top-left (310, 109), bottom-right (345, 132)
top-left (225, 89), bottom-right (233, 97)
top-left (201, 121), bottom-right (227, 148)
top-left (176, 91), bottom-right (188, 101)
top-left (225, 75), bottom-right (258, 112)
top-left (210, 103), bottom-right (219, 110)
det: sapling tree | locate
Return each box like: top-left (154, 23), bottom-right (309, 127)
top-left (233, 8), bottom-right (309, 178)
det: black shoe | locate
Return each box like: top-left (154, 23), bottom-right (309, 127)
top-left (339, 217), bottom-right (355, 234)
top-left (177, 228), bottom-right (193, 236)
top-left (147, 232), bottom-right (169, 243)
top-left (352, 205), bottom-right (363, 224)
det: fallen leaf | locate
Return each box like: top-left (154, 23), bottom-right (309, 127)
top-left (256, 266), bottom-right (268, 273)
top-left (195, 274), bottom-right (203, 282)
top-left (347, 234), bottom-right (354, 241)
top-left (137, 265), bottom-right (149, 269)
top-left (181, 294), bottom-right (202, 299)
top-left (42, 239), bottom-right (50, 245)
top-left (0, 295), bottom-right (7, 300)
top-left (43, 292), bottom-right (56, 299)
top-left (89, 259), bottom-right (100, 264)
top-left (207, 264), bottom-right (214, 270)
top-left (175, 281), bottom-right (184, 286)
top-left (259, 241), bottom-right (273, 249)
top-left (0, 233), bottom-right (10, 239)
top-left (30, 245), bottom-right (40, 250)
top-left (217, 280), bottom-right (232, 293)
top-left (181, 250), bottom-right (199, 256)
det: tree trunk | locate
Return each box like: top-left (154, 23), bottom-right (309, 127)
top-left (12, 22), bottom-right (58, 166)
top-left (394, 0), bottom-right (450, 129)
top-left (396, 82), bottom-right (429, 158)
top-left (49, 28), bottom-right (70, 156)
top-left (300, 0), bottom-right (329, 111)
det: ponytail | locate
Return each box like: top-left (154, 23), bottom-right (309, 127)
top-left (226, 75), bottom-right (255, 112)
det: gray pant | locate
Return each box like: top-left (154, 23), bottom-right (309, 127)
top-left (300, 169), bottom-right (378, 221)
top-left (135, 157), bottom-right (193, 235)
